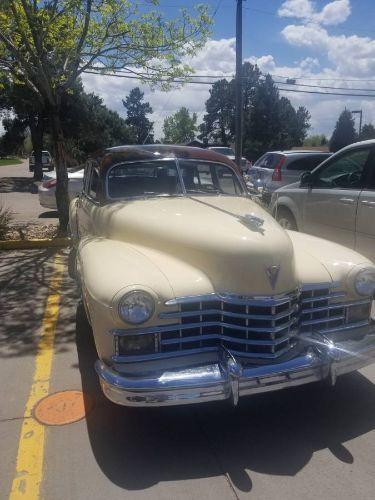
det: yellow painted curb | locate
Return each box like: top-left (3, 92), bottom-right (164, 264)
top-left (0, 237), bottom-right (70, 250)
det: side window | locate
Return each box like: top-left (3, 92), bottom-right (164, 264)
top-left (313, 148), bottom-right (370, 189)
top-left (364, 150), bottom-right (375, 190)
top-left (287, 155), bottom-right (329, 172)
top-left (89, 168), bottom-right (99, 199)
top-left (216, 165), bottom-right (239, 195)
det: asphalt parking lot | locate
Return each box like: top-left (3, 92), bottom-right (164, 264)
top-left (2, 249), bottom-right (375, 500)
top-left (0, 160), bottom-right (58, 224)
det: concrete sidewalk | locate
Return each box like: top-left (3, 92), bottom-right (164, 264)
top-left (0, 159), bottom-right (58, 225)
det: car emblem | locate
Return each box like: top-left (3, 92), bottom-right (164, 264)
top-left (266, 265), bottom-right (280, 289)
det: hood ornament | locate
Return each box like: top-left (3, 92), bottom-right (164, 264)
top-left (266, 265), bottom-right (280, 289)
top-left (241, 213), bottom-right (265, 231)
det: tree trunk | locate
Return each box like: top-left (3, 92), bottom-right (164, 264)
top-left (30, 113), bottom-right (44, 181)
top-left (50, 109), bottom-right (70, 232)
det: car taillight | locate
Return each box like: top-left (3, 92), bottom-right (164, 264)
top-left (272, 157), bottom-right (286, 181)
top-left (42, 179), bottom-right (57, 189)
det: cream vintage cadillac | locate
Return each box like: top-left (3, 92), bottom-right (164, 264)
top-left (69, 145), bottom-right (375, 407)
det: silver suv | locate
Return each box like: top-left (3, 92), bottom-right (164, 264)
top-left (248, 150), bottom-right (331, 203)
top-left (270, 140), bottom-right (375, 263)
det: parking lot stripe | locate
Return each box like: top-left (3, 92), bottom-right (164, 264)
top-left (8, 254), bottom-right (64, 500)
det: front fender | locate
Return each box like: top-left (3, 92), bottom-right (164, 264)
top-left (77, 237), bottom-right (176, 361)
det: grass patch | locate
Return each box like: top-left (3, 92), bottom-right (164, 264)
top-left (0, 158), bottom-right (23, 166)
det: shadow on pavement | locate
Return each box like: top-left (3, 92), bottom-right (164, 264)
top-left (0, 177), bottom-right (38, 194)
top-left (76, 309), bottom-right (375, 493)
top-left (0, 249), bottom-right (78, 358)
top-left (39, 211), bottom-right (59, 219)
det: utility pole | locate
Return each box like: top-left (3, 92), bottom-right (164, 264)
top-left (235, 0), bottom-right (244, 168)
top-left (351, 109), bottom-right (363, 137)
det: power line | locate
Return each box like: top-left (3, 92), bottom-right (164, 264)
top-left (271, 73), bottom-right (375, 83)
top-left (277, 88), bottom-right (375, 98)
top-left (88, 68), bottom-right (375, 91)
top-left (275, 81), bottom-right (375, 93)
top-left (84, 70), bottom-right (375, 98)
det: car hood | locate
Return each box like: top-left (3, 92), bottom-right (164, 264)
top-left (104, 196), bottom-right (298, 296)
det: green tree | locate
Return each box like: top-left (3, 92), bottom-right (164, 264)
top-left (163, 107), bottom-right (197, 144)
top-left (329, 109), bottom-right (357, 152)
top-left (359, 123), bottom-right (375, 141)
top-left (60, 86), bottom-right (135, 162)
top-left (304, 134), bottom-right (328, 147)
top-left (122, 87), bottom-right (154, 144)
top-left (0, 117), bottom-right (27, 156)
top-left (0, 75), bottom-right (46, 179)
top-left (0, 1), bottom-right (211, 230)
top-left (199, 62), bottom-right (310, 160)
top-left (199, 79), bottom-right (235, 146)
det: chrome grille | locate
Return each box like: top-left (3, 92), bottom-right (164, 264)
top-left (113, 283), bottom-right (372, 362)
top-left (158, 292), bottom-right (300, 359)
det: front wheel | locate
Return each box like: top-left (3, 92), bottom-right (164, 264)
top-left (276, 207), bottom-right (298, 231)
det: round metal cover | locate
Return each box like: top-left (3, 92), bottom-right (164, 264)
top-left (33, 390), bottom-right (93, 426)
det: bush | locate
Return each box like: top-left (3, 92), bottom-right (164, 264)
top-left (0, 205), bottom-right (14, 239)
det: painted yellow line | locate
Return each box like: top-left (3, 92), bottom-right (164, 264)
top-left (9, 253), bottom-right (65, 500)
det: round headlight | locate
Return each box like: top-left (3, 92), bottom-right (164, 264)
top-left (355, 269), bottom-right (375, 296)
top-left (118, 291), bottom-right (155, 324)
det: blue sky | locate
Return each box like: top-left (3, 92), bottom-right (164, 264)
top-left (82, 1), bottom-right (375, 142)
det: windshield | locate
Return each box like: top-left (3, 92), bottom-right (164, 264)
top-left (107, 159), bottom-right (244, 199)
top-left (210, 147), bottom-right (235, 156)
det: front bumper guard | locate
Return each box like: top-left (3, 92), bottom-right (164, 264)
top-left (95, 329), bottom-right (375, 407)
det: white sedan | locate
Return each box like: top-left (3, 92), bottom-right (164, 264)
top-left (38, 167), bottom-right (84, 209)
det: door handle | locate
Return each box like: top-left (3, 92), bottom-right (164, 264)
top-left (339, 197), bottom-right (355, 205)
top-left (361, 200), bottom-right (375, 207)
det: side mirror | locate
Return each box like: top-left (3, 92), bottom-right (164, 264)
top-left (300, 171), bottom-right (313, 188)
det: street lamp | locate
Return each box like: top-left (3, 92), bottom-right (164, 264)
top-left (351, 109), bottom-right (363, 136)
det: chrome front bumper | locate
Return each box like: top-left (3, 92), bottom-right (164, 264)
top-left (95, 328), bottom-right (375, 407)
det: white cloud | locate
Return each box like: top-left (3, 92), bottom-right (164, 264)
top-left (82, 38), bottom-right (236, 139)
top-left (81, 1), bottom-right (375, 146)
top-left (278, 0), bottom-right (351, 26)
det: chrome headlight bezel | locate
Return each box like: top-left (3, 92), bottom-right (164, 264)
top-left (118, 290), bottom-right (155, 325)
top-left (354, 268), bottom-right (375, 297)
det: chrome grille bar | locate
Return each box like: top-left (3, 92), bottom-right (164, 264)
top-left (113, 283), bottom-right (372, 362)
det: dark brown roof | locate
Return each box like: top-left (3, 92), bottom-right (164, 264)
top-left (96, 144), bottom-right (239, 175)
